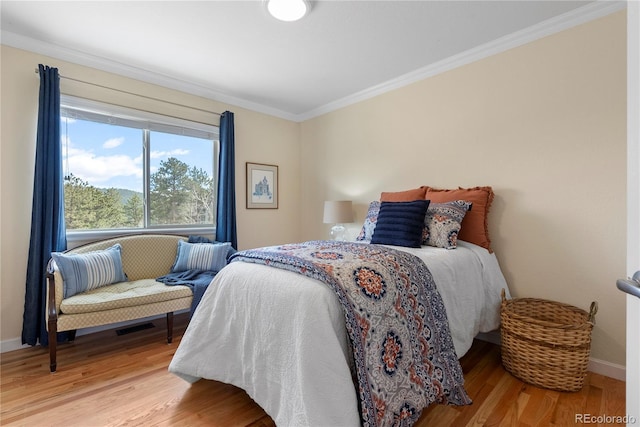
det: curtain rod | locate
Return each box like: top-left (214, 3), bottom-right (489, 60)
top-left (34, 68), bottom-right (222, 118)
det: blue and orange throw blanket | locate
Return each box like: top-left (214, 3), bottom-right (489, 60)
top-left (230, 240), bottom-right (471, 427)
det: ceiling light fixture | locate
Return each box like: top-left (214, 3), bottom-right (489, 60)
top-left (265, 0), bottom-right (310, 22)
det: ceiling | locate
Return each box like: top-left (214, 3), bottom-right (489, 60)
top-left (0, 1), bottom-right (623, 121)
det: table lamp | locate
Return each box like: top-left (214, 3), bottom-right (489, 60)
top-left (323, 200), bottom-right (353, 241)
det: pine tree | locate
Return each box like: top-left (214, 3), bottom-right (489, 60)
top-left (123, 194), bottom-right (144, 227)
top-left (150, 157), bottom-right (191, 225)
top-left (64, 174), bottom-right (97, 229)
top-left (63, 174), bottom-right (125, 229)
top-left (187, 165), bottom-right (215, 224)
top-left (97, 188), bottom-right (125, 227)
top-left (64, 157), bottom-right (214, 229)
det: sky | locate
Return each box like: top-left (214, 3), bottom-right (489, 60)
top-left (61, 117), bottom-right (214, 192)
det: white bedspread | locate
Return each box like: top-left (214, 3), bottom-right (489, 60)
top-left (169, 241), bottom-right (509, 427)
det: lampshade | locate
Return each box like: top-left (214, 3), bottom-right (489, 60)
top-left (265, 0), bottom-right (310, 22)
top-left (323, 201), bottom-right (353, 224)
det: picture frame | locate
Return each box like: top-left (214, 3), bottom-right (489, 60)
top-left (246, 162), bottom-right (278, 209)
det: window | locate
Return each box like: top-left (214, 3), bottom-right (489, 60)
top-left (60, 96), bottom-right (219, 235)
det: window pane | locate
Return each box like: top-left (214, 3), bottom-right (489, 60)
top-left (61, 116), bottom-right (144, 230)
top-left (60, 97), bottom-right (218, 234)
top-left (149, 131), bottom-right (215, 226)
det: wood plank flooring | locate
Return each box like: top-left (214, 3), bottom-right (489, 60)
top-left (1, 313), bottom-right (625, 426)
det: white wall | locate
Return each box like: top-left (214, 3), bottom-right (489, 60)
top-left (299, 11), bottom-right (627, 368)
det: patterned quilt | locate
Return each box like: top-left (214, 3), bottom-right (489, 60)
top-left (230, 241), bottom-right (471, 427)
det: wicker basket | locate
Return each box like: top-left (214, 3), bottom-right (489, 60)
top-left (500, 289), bottom-right (597, 392)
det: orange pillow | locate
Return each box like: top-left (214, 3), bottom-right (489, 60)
top-left (380, 187), bottom-right (427, 202)
top-left (424, 186), bottom-right (494, 252)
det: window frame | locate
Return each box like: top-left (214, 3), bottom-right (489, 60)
top-left (60, 95), bottom-right (220, 244)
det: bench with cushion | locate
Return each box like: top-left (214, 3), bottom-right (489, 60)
top-left (46, 234), bottom-right (198, 372)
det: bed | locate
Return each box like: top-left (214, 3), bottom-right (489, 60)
top-left (170, 190), bottom-right (510, 426)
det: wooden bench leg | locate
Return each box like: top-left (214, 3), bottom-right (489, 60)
top-left (166, 312), bottom-right (174, 344)
top-left (48, 320), bottom-right (57, 373)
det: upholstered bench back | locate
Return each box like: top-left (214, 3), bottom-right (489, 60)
top-left (67, 234), bottom-right (187, 280)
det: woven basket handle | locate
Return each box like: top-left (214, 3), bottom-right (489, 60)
top-left (588, 301), bottom-right (598, 324)
top-left (500, 288), bottom-right (507, 306)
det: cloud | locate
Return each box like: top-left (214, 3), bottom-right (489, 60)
top-left (149, 149), bottom-right (189, 158)
top-left (103, 137), bottom-right (125, 149)
top-left (61, 139), bottom-right (196, 190)
top-left (63, 141), bottom-right (142, 186)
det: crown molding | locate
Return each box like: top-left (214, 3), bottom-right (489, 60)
top-left (1, 0), bottom-right (626, 123)
top-left (296, 0), bottom-right (627, 122)
top-left (0, 30), bottom-right (300, 122)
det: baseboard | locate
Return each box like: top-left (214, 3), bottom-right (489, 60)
top-left (475, 331), bottom-right (626, 382)
top-left (0, 310), bottom-right (189, 354)
top-left (588, 358), bottom-right (626, 382)
top-left (0, 338), bottom-right (30, 354)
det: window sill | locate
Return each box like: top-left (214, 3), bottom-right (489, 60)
top-left (66, 227), bottom-right (216, 248)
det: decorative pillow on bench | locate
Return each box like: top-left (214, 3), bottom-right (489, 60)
top-left (51, 244), bottom-right (128, 298)
top-left (171, 241), bottom-right (232, 273)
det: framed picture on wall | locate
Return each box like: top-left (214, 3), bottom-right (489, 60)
top-left (246, 162), bottom-right (278, 209)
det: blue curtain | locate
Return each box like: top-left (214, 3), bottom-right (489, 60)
top-left (22, 64), bottom-right (67, 346)
top-left (215, 111), bottom-right (237, 249)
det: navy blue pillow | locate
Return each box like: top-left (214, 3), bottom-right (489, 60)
top-left (370, 200), bottom-right (430, 248)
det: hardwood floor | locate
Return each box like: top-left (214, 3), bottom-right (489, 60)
top-left (1, 313), bottom-right (625, 426)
